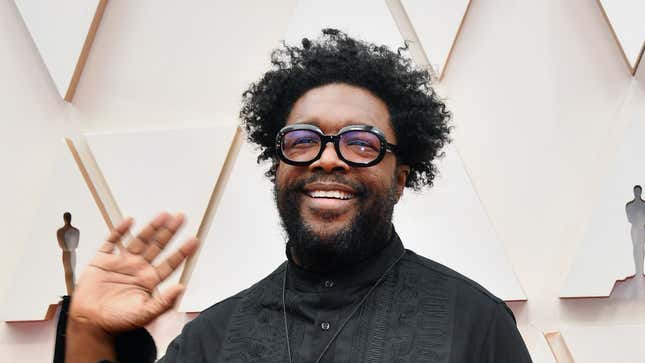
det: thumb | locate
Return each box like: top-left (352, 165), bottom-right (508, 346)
top-left (143, 284), bottom-right (185, 319)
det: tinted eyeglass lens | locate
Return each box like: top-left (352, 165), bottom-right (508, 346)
top-left (339, 130), bottom-right (382, 164)
top-left (281, 129), bottom-right (322, 162)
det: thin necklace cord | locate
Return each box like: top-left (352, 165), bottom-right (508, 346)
top-left (282, 250), bottom-right (406, 363)
top-left (282, 264), bottom-right (293, 363)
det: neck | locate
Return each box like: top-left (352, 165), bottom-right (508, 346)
top-left (286, 224), bottom-right (394, 273)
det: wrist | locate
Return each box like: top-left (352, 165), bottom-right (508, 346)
top-left (66, 315), bottom-right (116, 363)
top-left (67, 314), bottom-right (114, 340)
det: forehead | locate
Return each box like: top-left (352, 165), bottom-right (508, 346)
top-left (286, 83), bottom-right (395, 141)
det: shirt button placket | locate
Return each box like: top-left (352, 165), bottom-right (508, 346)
top-left (320, 281), bottom-right (333, 334)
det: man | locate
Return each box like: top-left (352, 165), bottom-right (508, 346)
top-left (63, 29), bottom-right (532, 362)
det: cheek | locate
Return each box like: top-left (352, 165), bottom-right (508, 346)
top-left (359, 171), bottom-right (393, 198)
top-left (275, 162), bottom-right (305, 191)
top-left (275, 162), bottom-right (292, 184)
top-left (365, 162), bottom-right (398, 188)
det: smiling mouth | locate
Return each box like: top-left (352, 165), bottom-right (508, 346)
top-left (305, 190), bottom-right (355, 200)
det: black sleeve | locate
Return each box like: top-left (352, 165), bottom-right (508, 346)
top-left (482, 303), bottom-right (533, 363)
top-left (53, 296), bottom-right (158, 363)
top-left (113, 328), bottom-right (157, 363)
top-left (53, 296), bottom-right (70, 363)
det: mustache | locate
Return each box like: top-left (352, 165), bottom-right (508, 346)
top-left (286, 173), bottom-right (368, 197)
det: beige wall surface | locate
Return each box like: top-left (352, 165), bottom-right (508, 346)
top-left (2, 0), bottom-right (645, 361)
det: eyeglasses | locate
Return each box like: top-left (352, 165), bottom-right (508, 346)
top-left (275, 124), bottom-right (398, 167)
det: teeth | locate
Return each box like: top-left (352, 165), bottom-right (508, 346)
top-left (308, 190), bottom-right (354, 200)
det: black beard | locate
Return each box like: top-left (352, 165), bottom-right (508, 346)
top-left (274, 172), bottom-right (398, 273)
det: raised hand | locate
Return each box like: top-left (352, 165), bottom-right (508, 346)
top-left (69, 212), bottom-right (199, 335)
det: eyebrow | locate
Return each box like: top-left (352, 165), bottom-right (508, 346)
top-left (291, 119), bottom-right (375, 128)
top-left (292, 119), bottom-right (321, 127)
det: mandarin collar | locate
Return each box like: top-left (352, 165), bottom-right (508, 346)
top-left (285, 229), bottom-right (405, 293)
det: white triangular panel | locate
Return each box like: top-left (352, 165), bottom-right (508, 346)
top-left (394, 145), bottom-right (526, 301)
top-left (400, 0), bottom-right (471, 79)
top-left (86, 126), bottom-right (236, 289)
top-left (284, 0), bottom-right (404, 51)
top-left (561, 117), bottom-right (645, 297)
top-left (180, 140), bottom-right (285, 312)
top-left (599, 0), bottom-right (645, 74)
top-left (14, 0), bottom-right (101, 99)
top-left (562, 325), bottom-right (645, 361)
top-left (3, 140), bottom-right (108, 321)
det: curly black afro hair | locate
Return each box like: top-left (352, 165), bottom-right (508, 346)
top-left (240, 28), bottom-right (452, 190)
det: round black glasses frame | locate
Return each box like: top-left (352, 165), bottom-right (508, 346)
top-left (275, 124), bottom-right (398, 167)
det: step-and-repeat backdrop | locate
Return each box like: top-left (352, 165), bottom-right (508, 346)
top-left (2, 1), bottom-right (644, 361)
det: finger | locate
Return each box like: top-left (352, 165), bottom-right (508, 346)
top-left (142, 213), bottom-right (185, 262)
top-left (154, 237), bottom-right (199, 282)
top-left (126, 212), bottom-right (171, 255)
top-left (99, 217), bottom-right (134, 254)
top-left (143, 284), bottom-right (185, 319)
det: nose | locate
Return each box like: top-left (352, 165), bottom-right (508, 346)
top-left (309, 141), bottom-right (350, 173)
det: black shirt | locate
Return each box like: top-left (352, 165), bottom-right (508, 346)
top-left (93, 233), bottom-right (532, 362)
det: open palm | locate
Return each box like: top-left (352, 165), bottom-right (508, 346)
top-left (69, 212), bottom-right (199, 334)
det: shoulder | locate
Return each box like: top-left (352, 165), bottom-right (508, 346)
top-left (188, 262), bottom-right (286, 327)
top-left (162, 295), bottom-right (245, 360)
top-left (398, 250), bottom-right (521, 346)
top-left (165, 263), bottom-right (287, 358)
top-left (400, 249), bottom-right (505, 308)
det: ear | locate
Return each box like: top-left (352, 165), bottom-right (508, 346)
top-left (394, 164), bottom-right (410, 202)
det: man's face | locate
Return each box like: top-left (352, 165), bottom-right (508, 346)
top-left (274, 83), bottom-right (408, 271)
